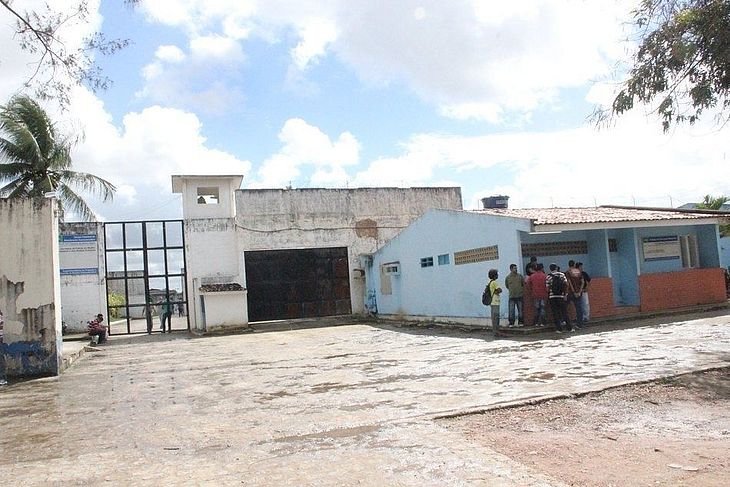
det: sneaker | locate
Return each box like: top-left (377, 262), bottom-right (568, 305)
top-left (556, 329), bottom-right (563, 334)
top-left (570, 327), bottom-right (577, 332)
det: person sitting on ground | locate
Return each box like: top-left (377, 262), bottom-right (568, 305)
top-left (87, 313), bottom-right (107, 344)
top-left (526, 263), bottom-right (548, 327)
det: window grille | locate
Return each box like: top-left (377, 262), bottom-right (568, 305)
top-left (454, 245), bottom-right (499, 265)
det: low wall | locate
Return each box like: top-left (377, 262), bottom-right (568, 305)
top-left (639, 268), bottom-right (727, 312)
top-left (1, 198), bottom-right (62, 378)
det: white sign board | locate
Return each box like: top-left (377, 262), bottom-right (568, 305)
top-left (59, 234), bottom-right (99, 275)
top-left (642, 236), bottom-right (681, 262)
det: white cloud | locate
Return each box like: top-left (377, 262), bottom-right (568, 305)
top-left (134, 0), bottom-right (634, 122)
top-left (349, 112), bottom-right (729, 209)
top-left (66, 89), bottom-right (251, 215)
top-left (155, 45), bottom-right (186, 63)
top-left (190, 35), bottom-right (244, 62)
top-left (290, 19), bottom-right (338, 70)
top-left (250, 118), bottom-right (360, 187)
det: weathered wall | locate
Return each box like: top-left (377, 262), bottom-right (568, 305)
top-left (235, 187), bottom-right (463, 315)
top-left (185, 218), bottom-right (246, 333)
top-left (0, 198), bottom-right (62, 377)
top-left (59, 222), bottom-right (107, 332)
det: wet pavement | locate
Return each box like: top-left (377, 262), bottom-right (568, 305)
top-left (1, 312), bottom-right (729, 485)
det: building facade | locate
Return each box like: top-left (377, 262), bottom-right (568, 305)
top-left (173, 175), bottom-right (463, 333)
top-left (366, 206), bottom-right (729, 325)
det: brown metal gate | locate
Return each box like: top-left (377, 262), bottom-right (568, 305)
top-left (245, 247), bottom-right (351, 322)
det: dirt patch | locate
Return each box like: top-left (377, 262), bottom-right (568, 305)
top-left (443, 368), bottom-right (730, 486)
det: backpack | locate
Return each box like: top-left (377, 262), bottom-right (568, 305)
top-left (482, 280), bottom-right (494, 306)
top-left (550, 273), bottom-right (565, 296)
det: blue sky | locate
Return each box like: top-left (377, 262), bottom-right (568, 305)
top-left (1, 0), bottom-right (728, 221)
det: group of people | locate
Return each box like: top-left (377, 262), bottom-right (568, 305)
top-left (483, 257), bottom-right (591, 337)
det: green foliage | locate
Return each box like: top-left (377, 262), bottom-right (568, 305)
top-left (697, 194), bottom-right (730, 236)
top-left (609, 0), bottom-right (730, 131)
top-left (107, 292), bottom-right (126, 319)
top-left (0, 94), bottom-right (115, 221)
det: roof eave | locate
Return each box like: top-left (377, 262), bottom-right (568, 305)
top-left (533, 217), bottom-right (724, 232)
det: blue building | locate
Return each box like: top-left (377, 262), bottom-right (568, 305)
top-left (365, 206), bottom-right (729, 325)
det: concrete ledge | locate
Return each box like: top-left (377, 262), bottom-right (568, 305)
top-left (375, 300), bottom-right (730, 335)
top-left (61, 340), bottom-right (91, 372)
top-left (432, 363), bottom-right (730, 420)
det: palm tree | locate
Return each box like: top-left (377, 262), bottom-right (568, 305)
top-left (0, 94), bottom-right (115, 221)
top-left (697, 194), bottom-right (730, 237)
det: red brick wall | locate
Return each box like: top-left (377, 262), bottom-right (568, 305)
top-left (638, 268), bottom-right (727, 312)
top-left (522, 276), bottom-right (614, 324)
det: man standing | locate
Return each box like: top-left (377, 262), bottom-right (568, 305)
top-left (564, 260), bottom-right (585, 329)
top-left (525, 256), bottom-right (538, 277)
top-left (159, 297), bottom-right (173, 333)
top-left (485, 268), bottom-right (503, 337)
top-left (505, 264), bottom-right (525, 327)
top-left (546, 263), bottom-right (570, 333)
top-left (577, 262), bottom-right (591, 324)
top-left (526, 263), bottom-right (548, 326)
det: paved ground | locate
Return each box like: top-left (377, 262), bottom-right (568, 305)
top-left (1, 311), bottom-right (729, 485)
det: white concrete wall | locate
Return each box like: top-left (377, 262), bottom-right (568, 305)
top-left (235, 187), bottom-right (463, 315)
top-left (201, 291), bottom-right (248, 331)
top-left (368, 209), bottom-right (531, 320)
top-left (185, 218), bottom-right (246, 333)
top-left (0, 198), bottom-right (62, 377)
top-left (59, 222), bottom-right (107, 332)
top-left (180, 177), bottom-right (237, 220)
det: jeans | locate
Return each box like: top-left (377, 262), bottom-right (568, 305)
top-left (508, 297), bottom-right (523, 325)
top-left (567, 293), bottom-right (585, 326)
top-left (549, 298), bottom-right (568, 331)
top-left (581, 293), bottom-right (590, 321)
top-left (160, 312), bottom-right (172, 332)
top-left (491, 305), bottom-right (501, 333)
top-left (533, 298), bottom-right (547, 325)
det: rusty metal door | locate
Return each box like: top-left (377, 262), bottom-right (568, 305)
top-left (245, 247), bottom-right (351, 322)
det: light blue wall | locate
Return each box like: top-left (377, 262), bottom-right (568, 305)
top-left (634, 224), bottom-right (721, 273)
top-left (520, 229), bottom-right (609, 277)
top-left (608, 228), bottom-right (640, 306)
top-left (721, 236), bottom-right (730, 270)
top-left (368, 210), bottom-right (531, 319)
top-left (696, 225), bottom-right (721, 268)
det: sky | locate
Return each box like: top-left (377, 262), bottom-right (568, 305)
top-left (0, 0), bottom-right (728, 221)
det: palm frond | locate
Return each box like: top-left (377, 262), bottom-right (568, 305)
top-left (0, 162), bottom-right (31, 181)
top-left (5, 95), bottom-right (55, 160)
top-left (60, 170), bottom-right (116, 202)
top-left (56, 184), bottom-right (97, 222)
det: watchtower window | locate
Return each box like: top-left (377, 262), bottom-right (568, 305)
top-left (196, 186), bottom-right (219, 204)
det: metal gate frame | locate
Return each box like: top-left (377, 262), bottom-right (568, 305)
top-left (103, 220), bottom-right (190, 335)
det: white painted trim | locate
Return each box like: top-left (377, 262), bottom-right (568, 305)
top-left (534, 217), bottom-right (721, 232)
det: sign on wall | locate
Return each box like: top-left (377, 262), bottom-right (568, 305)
top-left (642, 236), bottom-right (681, 262)
top-left (59, 234), bottom-right (99, 275)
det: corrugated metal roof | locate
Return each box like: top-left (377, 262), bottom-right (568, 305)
top-left (471, 206), bottom-right (726, 226)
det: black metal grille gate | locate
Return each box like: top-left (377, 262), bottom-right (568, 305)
top-left (103, 220), bottom-right (190, 335)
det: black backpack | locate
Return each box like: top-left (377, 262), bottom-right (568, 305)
top-left (550, 272), bottom-right (565, 295)
top-left (482, 280), bottom-right (494, 305)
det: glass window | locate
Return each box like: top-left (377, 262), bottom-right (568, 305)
top-left (420, 257), bottom-right (434, 268)
top-left (437, 254), bottom-right (450, 265)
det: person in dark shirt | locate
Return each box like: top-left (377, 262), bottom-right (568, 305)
top-left (525, 256), bottom-right (538, 277)
top-left (577, 262), bottom-right (591, 324)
